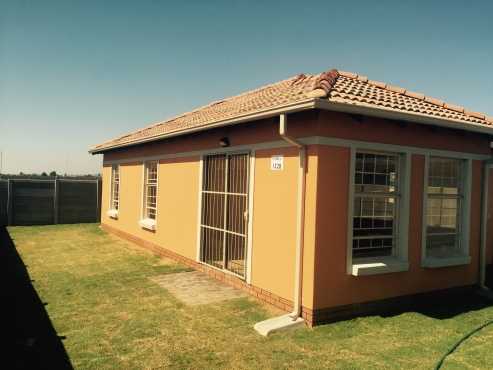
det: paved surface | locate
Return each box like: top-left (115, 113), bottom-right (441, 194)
top-left (150, 271), bottom-right (247, 306)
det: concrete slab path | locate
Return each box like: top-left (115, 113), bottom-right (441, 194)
top-left (150, 271), bottom-right (247, 306)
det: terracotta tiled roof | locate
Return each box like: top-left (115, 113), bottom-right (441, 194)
top-left (331, 71), bottom-right (491, 125)
top-left (91, 69), bottom-right (493, 152)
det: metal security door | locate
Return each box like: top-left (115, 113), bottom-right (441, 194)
top-left (200, 153), bottom-right (249, 278)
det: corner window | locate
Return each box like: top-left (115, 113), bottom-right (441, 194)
top-left (110, 165), bottom-right (120, 211)
top-left (143, 161), bottom-right (158, 220)
top-left (352, 152), bottom-right (400, 258)
top-left (424, 157), bottom-right (468, 263)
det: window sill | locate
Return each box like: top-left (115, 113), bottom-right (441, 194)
top-left (422, 255), bottom-right (471, 268)
top-left (107, 209), bottom-right (118, 219)
top-left (139, 218), bottom-right (156, 231)
top-left (352, 258), bottom-right (409, 276)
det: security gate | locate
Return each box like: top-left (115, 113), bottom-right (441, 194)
top-left (200, 153), bottom-right (250, 278)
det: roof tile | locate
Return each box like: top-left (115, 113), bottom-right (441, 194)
top-left (424, 96), bottom-right (444, 106)
top-left (405, 91), bottom-right (425, 100)
top-left (444, 103), bottom-right (465, 113)
top-left (465, 110), bottom-right (485, 120)
top-left (368, 80), bottom-right (387, 89)
top-left (338, 70), bottom-right (358, 79)
top-left (92, 68), bottom-right (492, 152)
top-left (387, 85), bottom-right (406, 94)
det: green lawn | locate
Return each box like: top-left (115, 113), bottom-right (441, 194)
top-left (4, 224), bottom-right (493, 369)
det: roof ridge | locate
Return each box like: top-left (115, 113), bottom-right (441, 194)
top-left (312, 69), bottom-right (339, 95)
top-left (337, 70), bottom-right (493, 124)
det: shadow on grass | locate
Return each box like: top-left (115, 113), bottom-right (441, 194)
top-left (381, 288), bottom-right (493, 320)
top-left (0, 227), bottom-right (73, 369)
top-left (316, 275), bottom-right (493, 326)
top-left (358, 279), bottom-right (493, 322)
top-left (412, 266), bottom-right (493, 320)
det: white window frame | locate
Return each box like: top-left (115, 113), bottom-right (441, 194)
top-left (107, 164), bottom-right (120, 219)
top-left (139, 161), bottom-right (158, 231)
top-left (421, 156), bottom-right (472, 268)
top-left (347, 148), bottom-right (411, 276)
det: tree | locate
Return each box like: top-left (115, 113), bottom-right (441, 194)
top-left (41, 172), bottom-right (48, 176)
top-left (49, 171), bottom-right (57, 177)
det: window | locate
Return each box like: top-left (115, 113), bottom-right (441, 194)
top-left (110, 165), bottom-right (120, 210)
top-left (352, 152), bottom-right (400, 259)
top-left (143, 161), bottom-right (158, 220)
top-left (425, 157), bottom-right (466, 260)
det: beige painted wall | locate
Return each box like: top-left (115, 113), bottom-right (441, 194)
top-left (101, 157), bottom-right (200, 261)
top-left (102, 153), bottom-right (308, 305)
top-left (250, 147), bottom-right (316, 303)
top-left (102, 145), bottom-right (317, 308)
top-left (99, 109), bottom-right (492, 314)
top-left (100, 113), bottom-right (323, 309)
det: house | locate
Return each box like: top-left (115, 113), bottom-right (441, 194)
top-left (90, 69), bottom-right (493, 329)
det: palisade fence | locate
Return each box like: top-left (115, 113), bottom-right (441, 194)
top-left (0, 178), bottom-right (102, 226)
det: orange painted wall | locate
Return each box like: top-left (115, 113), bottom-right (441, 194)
top-left (300, 145), bottom-right (320, 309)
top-left (311, 145), bottom-right (351, 308)
top-left (312, 148), bottom-right (483, 309)
top-left (486, 169), bottom-right (493, 265)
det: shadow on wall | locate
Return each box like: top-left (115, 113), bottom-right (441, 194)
top-left (0, 227), bottom-right (73, 369)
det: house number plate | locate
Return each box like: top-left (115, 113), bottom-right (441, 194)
top-left (270, 155), bottom-right (284, 171)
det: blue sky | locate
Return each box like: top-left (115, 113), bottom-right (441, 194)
top-left (1, 0), bottom-right (492, 174)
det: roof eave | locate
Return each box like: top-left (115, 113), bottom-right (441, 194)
top-left (89, 99), bottom-right (318, 154)
top-left (315, 100), bottom-right (493, 136)
top-left (89, 98), bottom-right (493, 155)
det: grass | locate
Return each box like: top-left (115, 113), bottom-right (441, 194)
top-left (4, 223), bottom-right (493, 369)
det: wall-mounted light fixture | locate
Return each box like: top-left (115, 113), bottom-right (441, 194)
top-left (219, 137), bottom-right (230, 147)
top-left (349, 114), bottom-right (364, 123)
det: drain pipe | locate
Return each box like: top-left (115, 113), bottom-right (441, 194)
top-left (252, 114), bottom-right (307, 335)
top-left (279, 113), bottom-right (306, 320)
